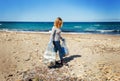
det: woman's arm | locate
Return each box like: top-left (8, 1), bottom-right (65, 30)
top-left (59, 31), bottom-right (64, 41)
top-left (50, 27), bottom-right (56, 41)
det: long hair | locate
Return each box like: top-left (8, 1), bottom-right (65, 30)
top-left (54, 17), bottom-right (63, 28)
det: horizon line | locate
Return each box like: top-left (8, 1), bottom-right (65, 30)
top-left (0, 20), bottom-right (120, 22)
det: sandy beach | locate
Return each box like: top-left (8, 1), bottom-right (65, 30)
top-left (0, 31), bottom-right (120, 81)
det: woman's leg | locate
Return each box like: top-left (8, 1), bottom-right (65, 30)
top-left (53, 41), bottom-right (57, 53)
top-left (54, 41), bottom-right (63, 61)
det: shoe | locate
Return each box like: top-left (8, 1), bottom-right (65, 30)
top-left (61, 60), bottom-right (69, 66)
top-left (55, 61), bottom-right (60, 64)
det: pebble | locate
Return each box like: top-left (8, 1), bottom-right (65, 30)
top-left (7, 38), bottom-right (12, 41)
top-left (13, 51), bottom-right (17, 53)
top-left (8, 74), bottom-right (13, 77)
top-left (24, 54), bottom-right (30, 61)
top-left (36, 43), bottom-right (39, 45)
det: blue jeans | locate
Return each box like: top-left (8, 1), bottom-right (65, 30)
top-left (53, 41), bottom-right (63, 60)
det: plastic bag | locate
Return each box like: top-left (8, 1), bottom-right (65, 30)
top-left (61, 39), bottom-right (69, 56)
top-left (43, 41), bottom-right (56, 66)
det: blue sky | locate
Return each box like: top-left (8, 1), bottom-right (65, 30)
top-left (0, 0), bottom-right (120, 21)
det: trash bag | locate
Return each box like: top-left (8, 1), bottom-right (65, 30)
top-left (61, 39), bottom-right (69, 57)
top-left (43, 41), bottom-right (56, 66)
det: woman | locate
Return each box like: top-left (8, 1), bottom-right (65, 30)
top-left (50, 17), bottom-right (65, 66)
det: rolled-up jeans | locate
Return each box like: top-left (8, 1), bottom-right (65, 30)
top-left (53, 41), bottom-right (63, 60)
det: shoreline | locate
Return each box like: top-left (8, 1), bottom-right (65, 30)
top-left (0, 30), bottom-right (120, 36)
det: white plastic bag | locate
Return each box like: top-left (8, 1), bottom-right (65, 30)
top-left (61, 39), bottom-right (69, 56)
top-left (43, 41), bottom-right (56, 66)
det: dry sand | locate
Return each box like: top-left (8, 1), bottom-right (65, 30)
top-left (0, 31), bottom-right (120, 81)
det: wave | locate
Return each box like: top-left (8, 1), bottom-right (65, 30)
top-left (94, 24), bottom-right (100, 27)
top-left (74, 26), bottom-right (81, 28)
top-left (0, 29), bottom-right (51, 34)
top-left (0, 29), bottom-right (9, 31)
top-left (0, 29), bottom-right (24, 32)
top-left (0, 28), bottom-right (120, 35)
top-left (96, 30), bottom-right (120, 33)
top-left (84, 28), bottom-right (120, 33)
top-left (48, 30), bottom-right (52, 33)
top-left (85, 28), bottom-right (96, 31)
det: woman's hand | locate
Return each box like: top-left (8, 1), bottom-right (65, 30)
top-left (62, 38), bottom-right (65, 41)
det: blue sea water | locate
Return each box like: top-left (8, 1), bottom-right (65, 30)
top-left (0, 22), bottom-right (120, 35)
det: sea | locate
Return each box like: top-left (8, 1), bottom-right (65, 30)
top-left (0, 22), bottom-right (120, 35)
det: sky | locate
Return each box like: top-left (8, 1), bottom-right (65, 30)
top-left (0, 0), bottom-right (120, 22)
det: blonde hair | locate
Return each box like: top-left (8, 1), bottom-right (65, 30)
top-left (54, 17), bottom-right (63, 28)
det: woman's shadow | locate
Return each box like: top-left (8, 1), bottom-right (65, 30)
top-left (49, 55), bottom-right (81, 69)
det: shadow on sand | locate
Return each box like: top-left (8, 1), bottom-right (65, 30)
top-left (48, 55), bottom-right (81, 69)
